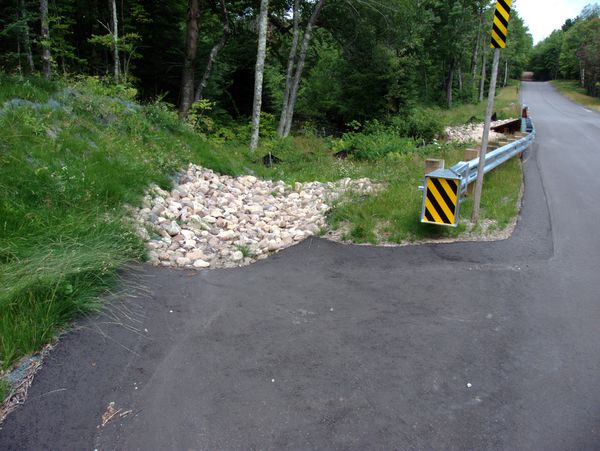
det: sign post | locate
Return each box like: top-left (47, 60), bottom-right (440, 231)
top-left (471, 0), bottom-right (512, 223)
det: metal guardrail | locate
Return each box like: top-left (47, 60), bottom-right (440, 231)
top-left (419, 117), bottom-right (535, 227)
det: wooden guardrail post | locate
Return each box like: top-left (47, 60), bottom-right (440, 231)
top-left (425, 158), bottom-right (444, 174)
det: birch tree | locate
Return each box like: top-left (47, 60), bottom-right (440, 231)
top-left (179, 0), bottom-right (200, 118)
top-left (109, 0), bottom-right (120, 82)
top-left (250, 0), bottom-right (269, 151)
top-left (40, 0), bottom-right (51, 78)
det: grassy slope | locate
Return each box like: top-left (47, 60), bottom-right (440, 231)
top-left (0, 75), bottom-right (522, 369)
top-left (551, 80), bottom-right (600, 112)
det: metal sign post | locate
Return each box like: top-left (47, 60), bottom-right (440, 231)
top-left (471, 0), bottom-right (512, 223)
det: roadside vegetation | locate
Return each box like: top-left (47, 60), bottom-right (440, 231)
top-left (550, 80), bottom-right (600, 112)
top-left (0, 378), bottom-right (9, 401)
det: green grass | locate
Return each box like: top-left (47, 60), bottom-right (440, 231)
top-left (429, 80), bottom-right (522, 126)
top-left (551, 80), bottom-right (600, 112)
top-left (0, 378), bottom-right (9, 401)
top-left (0, 74), bottom-right (523, 369)
top-left (327, 144), bottom-right (522, 243)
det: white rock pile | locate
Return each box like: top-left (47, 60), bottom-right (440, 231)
top-left (133, 164), bottom-right (376, 269)
top-left (444, 118), bottom-right (516, 143)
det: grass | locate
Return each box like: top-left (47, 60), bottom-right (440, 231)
top-left (551, 80), bottom-right (600, 112)
top-left (0, 378), bottom-right (9, 401)
top-left (0, 74), bottom-right (523, 370)
top-left (327, 145), bottom-right (522, 243)
top-left (430, 80), bottom-right (522, 126)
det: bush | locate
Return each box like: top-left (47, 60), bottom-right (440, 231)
top-left (388, 107), bottom-right (443, 140)
top-left (333, 130), bottom-right (417, 160)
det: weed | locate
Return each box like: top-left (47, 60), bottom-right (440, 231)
top-left (235, 245), bottom-right (253, 258)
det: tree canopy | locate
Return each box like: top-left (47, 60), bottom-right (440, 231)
top-left (0, 0), bottom-right (533, 129)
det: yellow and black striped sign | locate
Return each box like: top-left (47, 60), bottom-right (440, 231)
top-left (422, 177), bottom-right (460, 226)
top-left (491, 0), bottom-right (511, 49)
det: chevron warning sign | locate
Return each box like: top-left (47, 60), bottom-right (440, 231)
top-left (491, 0), bottom-right (512, 49)
top-left (421, 175), bottom-right (460, 227)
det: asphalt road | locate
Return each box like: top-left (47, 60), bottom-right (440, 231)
top-left (1, 82), bottom-right (599, 450)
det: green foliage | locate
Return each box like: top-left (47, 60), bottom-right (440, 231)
top-left (334, 130), bottom-right (418, 161)
top-left (0, 72), bottom-right (59, 103)
top-left (531, 5), bottom-right (600, 98)
top-left (185, 99), bottom-right (217, 134)
top-left (327, 108), bottom-right (442, 161)
top-left (529, 30), bottom-right (564, 80)
top-left (387, 108), bottom-right (443, 140)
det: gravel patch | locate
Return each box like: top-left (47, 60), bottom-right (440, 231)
top-left (444, 119), bottom-right (516, 143)
top-left (133, 164), bottom-right (378, 269)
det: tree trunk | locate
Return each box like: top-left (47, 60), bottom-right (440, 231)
top-left (503, 59), bottom-right (508, 87)
top-left (179, 0), bottom-right (200, 118)
top-left (479, 49), bottom-right (487, 102)
top-left (282, 0), bottom-right (325, 137)
top-left (109, 0), bottom-right (120, 82)
top-left (277, 0), bottom-right (300, 137)
top-left (20, 0), bottom-right (35, 72)
top-left (250, 0), bottom-right (269, 151)
top-left (194, 0), bottom-right (231, 102)
top-left (40, 0), bottom-right (51, 79)
top-left (17, 40), bottom-right (22, 76)
top-left (458, 66), bottom-right (463, 93)
top-left (446, 60), bottom-right (454, 108)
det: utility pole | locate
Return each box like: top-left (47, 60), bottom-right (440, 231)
top-left (471, 48), bottom-right (500, 223)
top-left (471, 0), bottom-right (512, 223)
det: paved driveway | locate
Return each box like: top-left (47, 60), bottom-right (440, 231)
top-left (1, 82), bottom-right (599, 450)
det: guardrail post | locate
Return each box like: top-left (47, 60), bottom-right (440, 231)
top-left (425, 158), bottom-right (444, 174)
top-left (521, 106), bottom-right (528, 132)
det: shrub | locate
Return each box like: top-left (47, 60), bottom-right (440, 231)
top-left (334, 130), bottom-right (417, 160)
top-left (388, 107), bottom-right (443, 140)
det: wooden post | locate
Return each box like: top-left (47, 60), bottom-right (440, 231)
top-left (425, 158), bottom-right (444, 175)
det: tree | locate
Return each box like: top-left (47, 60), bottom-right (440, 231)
top-left (276, 0), bottom-right (300, 137)
top-left (194, 0), bottom-right (231, 102)
top-left (179, 0), bottom-right (200, 118)
top-left (40, 0), bottom-right (51, 78)
top-left (110, 0), bottom-right (120, 81)
top-left (279, 0), bottom-right (325, 137)
top-left (20, 0), bottom-right (35, 72)
top-left (250, 0), bottom-right (269, 151)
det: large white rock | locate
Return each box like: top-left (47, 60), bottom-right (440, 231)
top-left (193, 259), bottom-right (210, 268)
